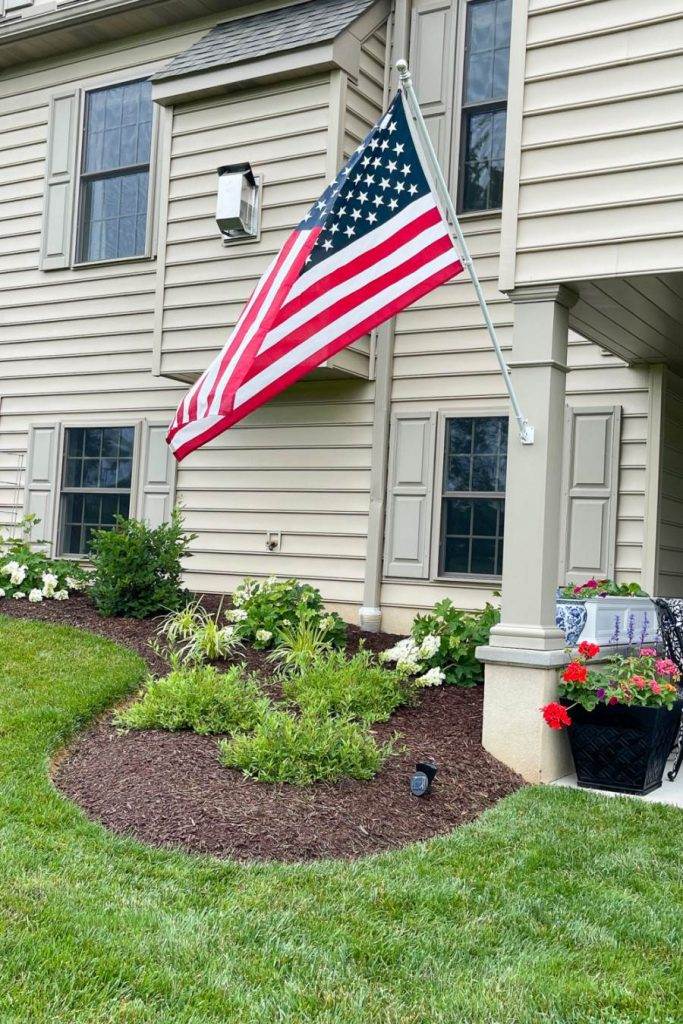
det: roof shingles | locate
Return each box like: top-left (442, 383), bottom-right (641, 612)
top-left (153, 0), bottom-right (377, 82)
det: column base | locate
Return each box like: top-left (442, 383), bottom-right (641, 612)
top-left (488, 621), bottom-right (566, 651)
top-left (477, 645), bottom-right (573, 784)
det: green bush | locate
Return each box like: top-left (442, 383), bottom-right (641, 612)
top-left (227, 576), bottom-right (346, 650)
top-left (381, 599), bottom-right (500, 687)
top-left (90, 508), bottom-right (195, 619)
top-left (283, 649), bottom-right (417, 723)
top-left (219, 710), bottom-right (392, 784)
top-left (0, 515), bottom-right (89, 603)
top-left (115, 663), bottom-right (270, 735)
top-left (155, 598), bottom-right (242, 664)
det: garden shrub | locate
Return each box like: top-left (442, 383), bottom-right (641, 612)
top-left (115, 664), bottom-right (270, 735)
top-left (155, 598), bottom-right (242, 664)
top-left (0, 515), bottom-right (89, 602)
top-left (219, 710), bottom-right (393, 784)
top-left (266, 608), bottom-right (335, 676)
top-left (90, 508), bottom-right (195, 619)
top-left (283, 649), bottom-right (418, 723)
top-left (381, 599), bottom-right (500, 686)
top-left (227, 576), bottom-right (346, 649)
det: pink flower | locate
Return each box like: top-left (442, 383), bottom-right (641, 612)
top-left (631, 675), bottom-right (647, 690)
top-left (650, 680), bottom-right (662, 695)
top-left (655, 658), bottom-right (680, 678)
top-left (585, 578), bottom-right (598, 589)
top-left (639, 647), bottom-right (657, 657)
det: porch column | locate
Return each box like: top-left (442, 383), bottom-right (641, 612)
top-left (478, 284), bottom-right (576, 783)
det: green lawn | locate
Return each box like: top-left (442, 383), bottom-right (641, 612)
top-left (1, 615), bottom-right (681, 1024)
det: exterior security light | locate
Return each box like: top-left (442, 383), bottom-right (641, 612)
top-left (410, 759), bottom-right (437, 797)
top-left (216, 162), bottom-right (260, 241)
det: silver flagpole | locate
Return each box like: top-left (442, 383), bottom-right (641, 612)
top-left (396, 59), bottom-right (534, 445)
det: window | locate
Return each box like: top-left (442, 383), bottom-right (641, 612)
top-left (440, 416), bottom-right (508, 576)
top-left (77, 79), bottom-right (153, 263)
top-left (59, 426), bottom-right (135, 555)
top-left (459, 0), bottom-right (511, 212)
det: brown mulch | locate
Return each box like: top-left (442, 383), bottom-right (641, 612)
top-left (2, 594), bottom-right (524, 863)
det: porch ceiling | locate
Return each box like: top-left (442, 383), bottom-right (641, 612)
top-left (569, 272), bottom-right (683, 375)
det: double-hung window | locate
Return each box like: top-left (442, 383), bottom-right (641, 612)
top-left (459, 0), bottom-right (511, 212)
top-left (59, 426), bottom-right (135, 555)
top-left (77, 79), bottom-right (153, 263)
top-left (440, 416), bottom-right (508, 577)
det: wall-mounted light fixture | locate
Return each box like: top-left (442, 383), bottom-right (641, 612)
top-left (216, 162), bottom-right (261, 242)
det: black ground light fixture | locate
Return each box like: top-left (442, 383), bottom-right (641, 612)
top-left (410, 760), bottom-right (438, 797)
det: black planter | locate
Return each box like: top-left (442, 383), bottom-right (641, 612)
top-left (564, 700), bottom-right (682, 796)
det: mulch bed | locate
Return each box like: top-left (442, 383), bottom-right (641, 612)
top-left (3, 594), bottom-right (524, 862)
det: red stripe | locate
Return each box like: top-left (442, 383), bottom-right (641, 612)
top-left (273, 204), bottom-right (443, 328)
top-left (170, 256), bottom-right (462, 461)
top-left (244, 232), bottom-right (454, 380)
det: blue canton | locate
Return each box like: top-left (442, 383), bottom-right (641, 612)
top-left (299, 92), bottom-right (430, 270)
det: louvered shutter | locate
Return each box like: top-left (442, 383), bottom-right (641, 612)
top-left (408, 0), bottom-right (456, 174)
top-left (384, 413), bottom-right (436, 578)
top-left (136, 422), bottom-right (177, 527)
top-left (40, 90), bottom-right (79, 270)
top-left (559, 406), bottom-right (622, 585)
top-left (23, 424), bottom-right (61, 552)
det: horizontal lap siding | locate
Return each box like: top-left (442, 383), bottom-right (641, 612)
top-left (163, 35), bottom-right (388, 610)
top-left (0, 21), bottom-right (208, 534)
top-left (380, 214), bottom-right (652, 633)
top-left (513, 0), bottom-right (683, 283)
top-left (657, 372), bottom-right (683, 597)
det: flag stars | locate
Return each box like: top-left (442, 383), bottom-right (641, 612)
top-left (372, 194), bottom-right (384, 207)
top-left (329, 223), bottom-right (339, 234)
top-left (393, 142), bottom-right (405, 155)
top-left (357, 191), bottom-right (369, 204)
top-left (408, 182), bottom-right (419, 196)
top-left (379, 177), bottom-right (390, 190)
top-left (388, 197), bottom-right (399, 210)
top-left (393, 180), bottom-right (405, 193)
top-left (344, 225), bottom-right (356, 238)
top-left (380, 139), bottom-right (389, 151)
top-left (386, 159), bottom-right (397, 173)
top-left (401, 164), bottom-right (411, 176)
top-left (367, 211), bottom-right (378, 224)
top-left (364, 174), bottom-right (375, 186)
top-left (388, 120), bottom-right (397, 133)
top-left (322, 238), bottom-right (334, 251)
top-left (350, 208), bottom-right (362, 221)
top-left (372, 156), bottom-right (382, 169)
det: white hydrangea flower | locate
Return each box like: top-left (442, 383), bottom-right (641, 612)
top-left (53, 590), bottom-right (69, 601)
top-left (255, 629), bottom-right (272, 643)
top-left (42, 571), bottom-right (59, 597)
top-left (418, 666), bottom-right (445, 687)
top-left (227, 608), bottom-right (248, 622)
top-left (13, 591), bottom-right (25, 599)
top-left (0, 588), bottom-right (5, 598)
top-left (28, 589), bottom-right (43, 603)
top-left (220, 625), bottom-right (235, 639)
top-left (0, 545), bottom-right (8, 559)
top-left (65, 576), bottom-right (83, 591)
top-left (419, 634), bottom-right (441, 659)
top-left (1, 560), bottom-right (19, 575)
top-left (266, 575), bottom-right (278, 587)
top-left (10, 565), bottom-right (27, 586)
top-left (396, 657), bottom-right (423, 676)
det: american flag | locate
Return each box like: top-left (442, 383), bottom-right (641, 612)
top-left (167, 90), bottom-right (464, 461)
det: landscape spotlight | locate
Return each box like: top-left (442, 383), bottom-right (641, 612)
top-left (410, 759), bottom-right (437, 797)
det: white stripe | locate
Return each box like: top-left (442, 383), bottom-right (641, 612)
top-left (257, 218), bottom-right (451, 356)
top-left (288, 193), bottom-right (437, 302)
top-left (236, 246), bottom-right (461, 408)
top-left (205, 230), bottom-right (311, 418)
top-left (168, 414), bottom-right (225, 454)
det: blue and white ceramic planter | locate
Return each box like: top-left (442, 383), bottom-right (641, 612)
top-left (555, 594), bottom-right (659, 647)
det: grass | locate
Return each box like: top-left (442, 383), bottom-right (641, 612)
top-left (0, 613), bottom-right (681, 1024)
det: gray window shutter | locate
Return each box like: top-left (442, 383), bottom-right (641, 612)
top-left (40, 90), bottom-right (79, 270)
top-left (136, 422), bottom-right (177, 528)
top-left (384, 413), bottom-right (436, 578)
top-left (409, 0), bottom-right (456, 173)
top-left (23, 424), bottom-right (60, 552)
top-left (560, 406), bottom-right (622, 585)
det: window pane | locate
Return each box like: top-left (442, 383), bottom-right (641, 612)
top-left (447, 417), bottom-right (473, 455)
top-left (469, 0), bottom-right (494, 51)
top-left (84, 428), bottom-right (102, 457)
top-left (446, 498), bottom-right (472, 535)
top-left (444, 536), bottom-right (469, 574)
top-left (465, 50), bottom-right (493, 104)
top-left (64, 459), bottom-right (82, 488)
top-left (67, 428), bottom-right (84, 457)
top-left (119, 427), bottom-right (135, 456)
top-left (471, 538), bottom-right (496, 575)
top-left (472, 499), bottom-right (500, 536)
top-left (80, 170), bottom-right (149, 261)
top-left (446, 455), bottom-right (471, 491)
top-left (471, 454), bottom-right (497, 491)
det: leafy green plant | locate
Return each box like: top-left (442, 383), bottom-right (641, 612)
top-left (266, 608), bottom-right (334, 676)
top-left (381, 599), bottom-right (500, 687)
top-left (283, 649), bottom-right (418, 723)
top-left (155, 599), bottom-right (242, 664)
top-left (90, 507), bottom-right (195, 619)
top-left (219, 709), bottom-right (393, 784)
top-left (559, 577), bottom-right (648, 600)
top-left (0, 514), bottom-right (89, 602)
top-left (115, 663), bottom-right (270, 735)
top-left (227, 576), bottom-right (346, 649)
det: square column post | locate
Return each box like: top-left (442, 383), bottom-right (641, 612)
top-left (478, 284), bottom-right (576, 782)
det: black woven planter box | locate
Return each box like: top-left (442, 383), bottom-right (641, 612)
top-left (564, 700), bottom-right (682, 796)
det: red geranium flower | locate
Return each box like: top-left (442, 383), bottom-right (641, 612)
top-left (608, 696), bottom-right (619, 706)
top-left (542, 702), bottom-right (572, 730)
top-left (563, 661), bottom-right (588, 684)
top-left (578, 641), bottom-right (600, 659)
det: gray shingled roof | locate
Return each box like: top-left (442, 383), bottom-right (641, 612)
top-left (153, 0), bottom-right (378, 82)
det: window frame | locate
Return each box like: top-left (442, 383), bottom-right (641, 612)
top-left (70, 73), bottom-right (160, 270)
top-left (55, 421), bottom-right (142, 559)
top-left (455, 0), bottom-right (510, 216)
top-left (430, 409), bottom-right (510, 583)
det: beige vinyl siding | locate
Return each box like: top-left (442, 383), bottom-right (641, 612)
top-left (343, 20), bottom-right (387, 159)
top-left (505, 0), bottom-right (683, 285)
top-left (379, 212), bottom-right (653, 634)
top-left (657, 371), bottom-right (683, 598)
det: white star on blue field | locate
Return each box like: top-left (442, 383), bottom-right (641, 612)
top-left (300, 93), bottom-right (429, 269)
